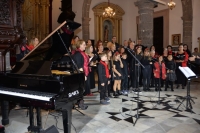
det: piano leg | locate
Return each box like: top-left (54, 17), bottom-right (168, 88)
top-left (62, 102), bottom-right (73, 133)
top-left (28, 106), bottom-right (34, 131)
top-left (28, 106), bottom-right (43, 133)
top-left (1, 101), bottom-right (9, 125)
top-left (36, 107), bottom-right (43, 131)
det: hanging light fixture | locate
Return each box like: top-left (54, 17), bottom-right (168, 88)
top-left (103, 0), bottom-right (115, 17)
top-left (168, 0), bottom-right (176, 10)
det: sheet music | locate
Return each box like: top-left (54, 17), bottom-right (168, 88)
top-left (179, 66), bottom-right (196, 79)
top-left (89, 57), bottom-right (93, 62)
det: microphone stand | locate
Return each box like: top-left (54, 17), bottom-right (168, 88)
top-left (125, 48), bottom-right (153, 126)
top-left (57, 31), bottom-right (80, 74)
top-left (151, 58), bottom-right (171, 107)
top-left (151, 58), bottom-right (162, 106)
top-left (57, 31), bottom-right (86, 115)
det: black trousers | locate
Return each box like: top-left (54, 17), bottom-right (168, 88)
top-left (89, 67), bottom-right (95, 89)
top-left (84, 74), bottom-right (91, 95)
top-left (130, 70), bottom-right (134, 88)
top-left (99, 80), bottom-right (108, 100)
top-left (165, 79), bottom-right (173, 90)
top-left (122, 74), bottom-right (128, 90)
top-left (133, 66), bottom-right (141, 88)
top-left (150, 68), bottom-right (155, 87)
top-left (107, 80), bottom-right (112, 96)
top-left (139, 70), bottom-right (143, 86)
top-left (155, 78), bottom-right (161, 90)
top-left (142, 65), bottom-right (151, 89)
top-left (175, 63), bottom-right (186, 86)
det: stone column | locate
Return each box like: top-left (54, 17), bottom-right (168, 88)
top-left (82, 17), bottom-right (91, 41)
top-left (135, 0), bottom-right (157, 47)
top-left (181, 0), bottom-right (193, 50)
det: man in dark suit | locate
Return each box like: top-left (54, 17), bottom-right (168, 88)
top-left (189, 56), bottom-right (200, 75)
top-left (195, 57), bottom-right (200, 65)
top-left (123, 40), bottom-right (128, 48)
top-left (135, 39), bottom-right (147, 52)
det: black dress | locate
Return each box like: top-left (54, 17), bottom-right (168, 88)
top-left (163, 56), bottom-right (168, 63)
top-left (89, 55), bottom-right (96, 89)
top-left (174, 52), bottom-right (186, 86)
top-left (113, 60), bottom-right (122, 80)
top-left (108, 59), bottom-right (114, 81)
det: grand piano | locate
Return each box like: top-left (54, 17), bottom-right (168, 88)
top-left (0, 12), bottom-right (84, 133)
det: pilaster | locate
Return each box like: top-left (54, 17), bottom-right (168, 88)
top-left (82, 17), bottom-right (91, 41)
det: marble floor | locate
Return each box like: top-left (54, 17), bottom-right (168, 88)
top-left (1, 79), bottom-right (200, 133)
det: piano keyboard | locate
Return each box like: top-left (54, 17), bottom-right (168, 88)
top-left (0, 87), bottom-right (56, 101)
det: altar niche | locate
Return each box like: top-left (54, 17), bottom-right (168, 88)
top-left (92, 2), bottom-right (125, 44)
top-left (103, 20), bottom-right (113, 43)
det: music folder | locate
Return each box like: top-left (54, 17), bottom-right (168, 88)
top-left (89, 54), bottom-right (98, 63)
top-left (179, 66), bottom-right (197, 79)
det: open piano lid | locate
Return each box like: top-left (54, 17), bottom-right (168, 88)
top-left (11, 20), bottom-right (81, 76)
top-left (21, 20), bottom-right (81, 61)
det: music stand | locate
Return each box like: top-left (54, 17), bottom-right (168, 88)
top-left (176, 66), bottom-right (197, 112)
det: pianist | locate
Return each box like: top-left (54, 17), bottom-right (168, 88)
top-left (16, 37), bottom-right (39, 61)
top-left (16, 37), bottom-right (28, 61)
top-left (29, 37), bottom-right (39, 48)
top-left (72, 39), bottom-right (89, 110)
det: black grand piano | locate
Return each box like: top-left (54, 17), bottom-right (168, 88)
top-left (0, 19), bottom-right (85, 133)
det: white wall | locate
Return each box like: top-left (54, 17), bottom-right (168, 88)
top-left (168, 0), bottom-right (183, 46)
top-left (52, 0), bottom-right (200, 50)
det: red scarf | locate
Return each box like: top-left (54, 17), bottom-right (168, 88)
top-left (100, 60), bottom-right (110, 78)
top-left (76, 49), bottom-right (90, 76)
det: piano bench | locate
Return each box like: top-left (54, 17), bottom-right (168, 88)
top-left (0, 125), bottom-right (5, 133)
